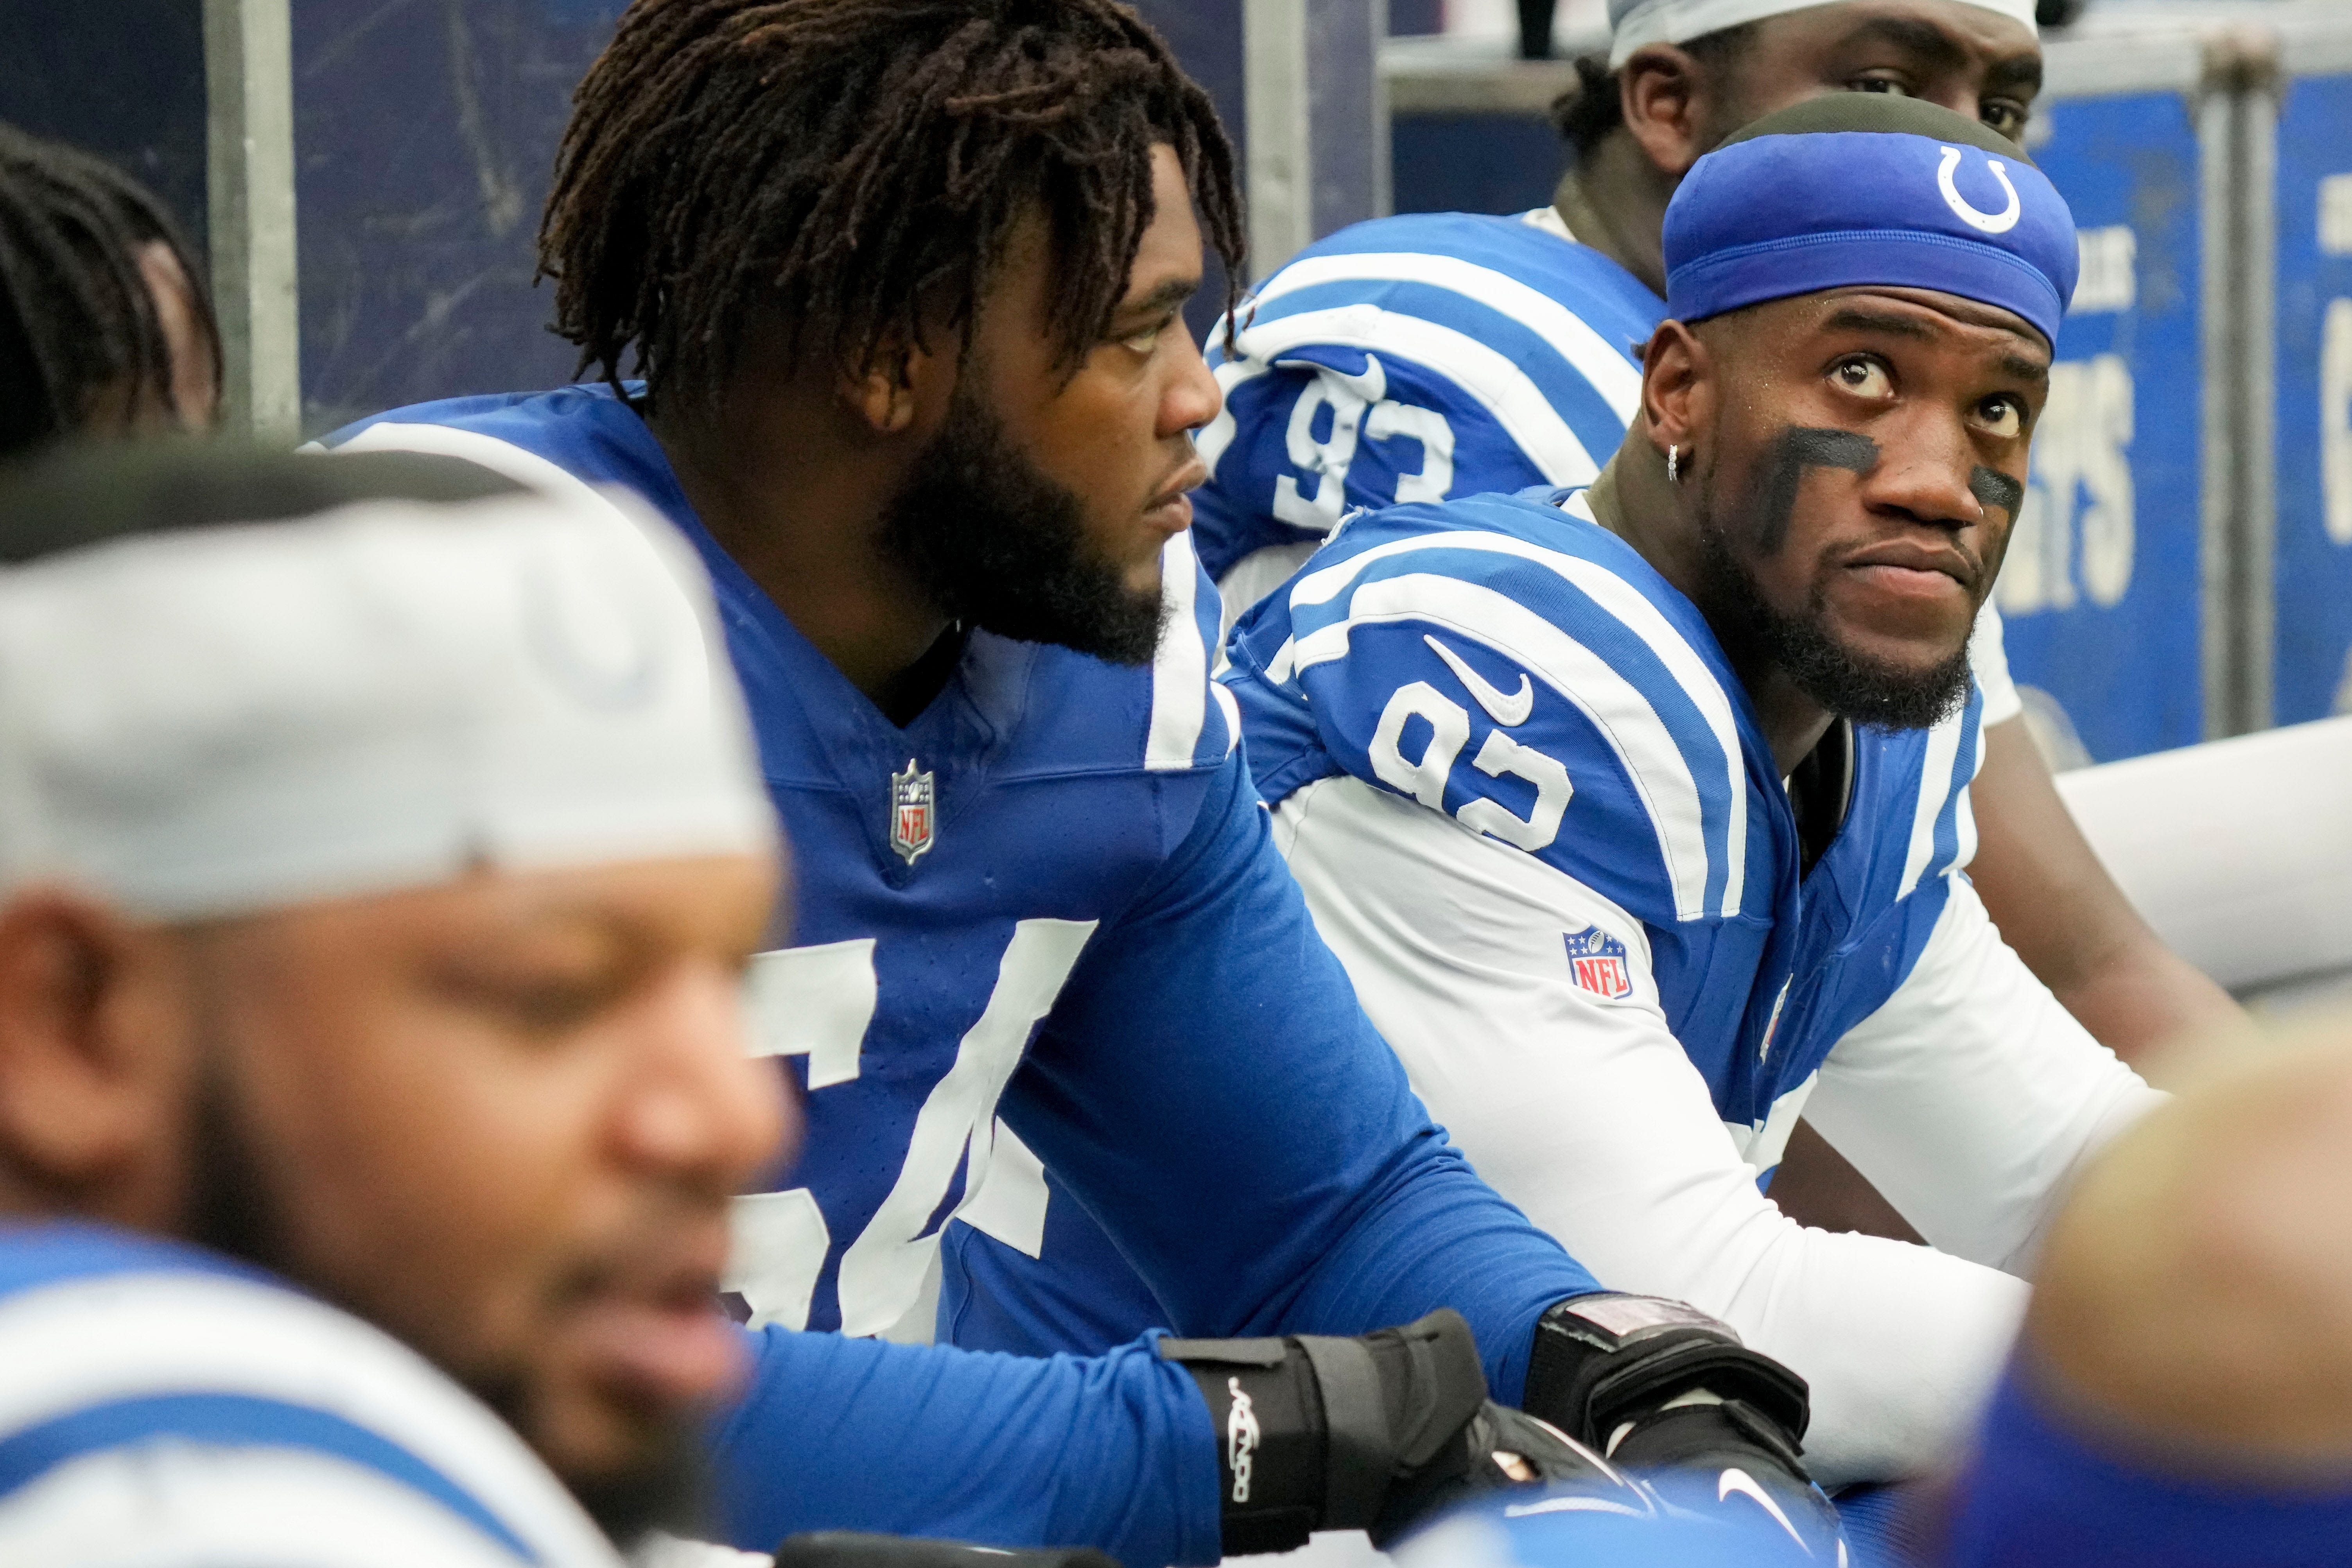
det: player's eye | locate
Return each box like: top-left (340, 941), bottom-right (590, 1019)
top-left (1830, 357), bottom-right (1895, 400)
top-left (1116, 313), bottom-right (1176, 355)
top-left (431, 950), bottom-right (628, 1037)
top-left (1981, 99), bottom-right (2028, 140)
top-left (501, 980), bottom-right (613, 1032)
top-left (1847, 74), bottom-right (1914, 98)
top-left (1972, 394), bottom-right (2025, 440)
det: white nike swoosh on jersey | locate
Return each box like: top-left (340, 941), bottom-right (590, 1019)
top-left (1425, 634), bottom-right (1534, 726)
top-left (1717, 1468), bottom-right (1810, 1552)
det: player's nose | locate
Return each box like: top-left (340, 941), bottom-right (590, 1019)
top-left (1162, 322), bottom-right (1223, 439)
top-left (612, 960), bottom-right (796, 1193)
top-left (1861, 414), bottom-right (1985, 533)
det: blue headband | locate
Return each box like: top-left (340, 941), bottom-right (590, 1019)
top-left (1663, 127), bottom-right (2078, 346)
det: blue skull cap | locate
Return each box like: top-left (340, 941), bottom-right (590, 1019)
top-left (1662, 96), bottom-right (2078, 346)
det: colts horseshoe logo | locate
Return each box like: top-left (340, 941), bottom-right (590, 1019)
top-left (1937, 145), bottom-right (2023, 234)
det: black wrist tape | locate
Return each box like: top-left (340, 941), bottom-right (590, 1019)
top-left (1161, 1309), bottom-right (1492, 1556)
top-left (1161, 1335), bottom-right (1327, 1555)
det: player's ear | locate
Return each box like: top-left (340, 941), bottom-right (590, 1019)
top-left (0, 890), bottom-right (189, 1200)
top-left (841, 330), bottom-right (934, 438)
top-left (1639, 319), bottom-right (1711, 457)
top-left (1619, 44), bottom-right (1712, 178)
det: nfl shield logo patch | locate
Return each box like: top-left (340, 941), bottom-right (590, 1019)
top-left (1563, 925), bottom-right (1633, 1001)
top-left (890, 759), bottom-right (936, 865)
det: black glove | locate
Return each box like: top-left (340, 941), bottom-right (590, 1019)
top-left (1162, 1308), bottom-right (1659, 1555)
top-left (1521, 1294), bottom-right (1842, 1557)
top-left (770, 1534), bottom-right (1118, 1568)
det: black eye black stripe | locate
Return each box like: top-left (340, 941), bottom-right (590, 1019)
top-left (1756, 427), bottom-right (1882, 554)
top-left (1969, 465), bottom-right (2025, 522)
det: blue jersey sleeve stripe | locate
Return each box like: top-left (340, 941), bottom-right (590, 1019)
top-left (1304, 216), bottom-right (1664, 331)
top-left (1250, 249), bottom-right (1645, 422)
top-left (1896, 692), bottom-right (1982, 900)
top-left (1235, 281), bottom-right (1628, 486)
top-left (1194, 356), bottom-right (1274, 482)
top-left (0, 1267), bottom-right (608, 1566)
top-left (1927, 692), bottom-right (1985, 890)
top-left (0, 1394), bottom-right (535, 1563)
top-left (1226, 306), bottom-right (1601, 486)
top-left (1243, 273), bottom-right (1637, 460)
top-left (1279, 526), bottom-right (1749, 918)
top-left (1896, 717), bottom-right (1959, 900)
top-left (1145, 532), bottom-right (1228, 769)
top-left (1954, 704), bottom-right (1987, 871)
top-left (1290, 564), bottom-right (1733, 921)
top-left (0, 1225), bottom-right (264, 1300)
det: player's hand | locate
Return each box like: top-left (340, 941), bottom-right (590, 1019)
top-left (1161, 1309), bottom-right (1660, 1556)
top-left (1374, 1397), bottom-right (1665, 1546)
top-left (1603, 1394), bottom-right (1841, 1556)
top-left (1516, 1293), bottom-right (1841, 1556)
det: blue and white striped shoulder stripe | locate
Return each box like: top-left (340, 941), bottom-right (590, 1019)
top-left (0, 1267), bottom-right (620, 1568)
top-left (1260, 500), bottom-right (1749, 922)
top-left (1145, 529), bottom-right (1241, 771)
top-left (1195, 246), bottom-right (1644, 490)
top-left (1895, 689), bottom-right (1987, 901)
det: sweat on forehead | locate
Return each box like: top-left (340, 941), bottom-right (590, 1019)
top-left (1663, 94), bottom-right (2078, 348)
top-left (1606, 0), bottom-right (2037, 66)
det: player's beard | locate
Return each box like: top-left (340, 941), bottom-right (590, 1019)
top-left (877, 376), bottom-right (1168, 665)
top-left (1692, 478), bottom-right (1972, 732)
top-left (183, 1054), bottom-right (300, 1282)
top-left (181, 1051), bottom-right (710, 1550)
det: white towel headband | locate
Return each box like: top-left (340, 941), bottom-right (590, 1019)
top-left (1609, 0), bottom-right (2038, 68)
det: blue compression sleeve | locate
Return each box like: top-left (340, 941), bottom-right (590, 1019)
top-left (1001, 750), bottom-right (1604, 1404)
top-left (710, 1326), bottom-right (1220, 1566)
top-left (1941, 1361), bottom-right (2352, 1567)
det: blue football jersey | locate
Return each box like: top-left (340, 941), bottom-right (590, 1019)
top-left (0, 1223), bottom-right (616, 1568)
top-left (944, 209), bottom-right (2018, 1381)
top-left (1224, 486), bottom-right (1984, 1145)
top-left (325, 388), bottom-right (1607, 1557)
top-left (1191, 210), bottom-right (1662, 596)
top-left (945, 213), bottom-right (1660, 1365)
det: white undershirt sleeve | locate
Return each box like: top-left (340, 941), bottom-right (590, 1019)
top-left (1969, 602), bottom-right (2024, 728)
top-left (1272, 774), bottom-right (2154, 1487)
top-left (1216, 543), bottom-right (1323, 640)
top-left (1802, 874), bottom-right (2164, 1276)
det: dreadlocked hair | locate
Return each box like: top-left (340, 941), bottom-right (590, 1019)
top-left (539, 0), bottom-right (1245, 410)
top-left (0, 123), bottom-right (218, 457)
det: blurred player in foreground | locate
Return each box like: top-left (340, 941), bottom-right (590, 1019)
top-left (325, 0), bottom-right (1842, 1558)
top-left (1210, 95), bottom-right (2162, 1495)
top-left (1385, 1010), bottom-right (2352, 1567)
top-left (1185, 0), bottom-right (2237, 1229)
top-left (0, 123), bottom-right (219, 452)
top-left (0, 443), bottom-right (784, 1563)
top-left (1936, 1017), bottom-right (2352, 1566)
